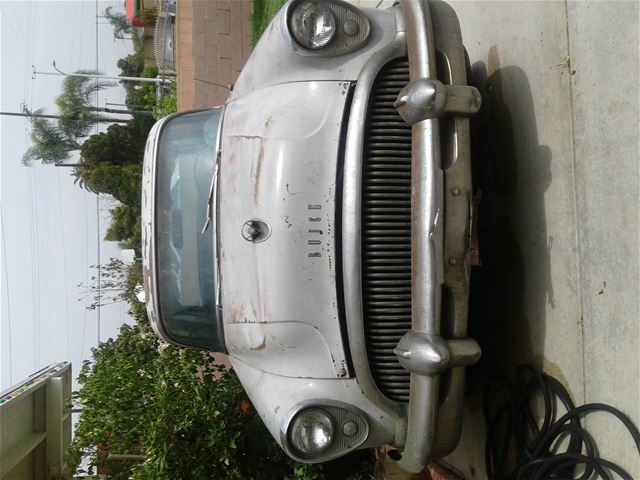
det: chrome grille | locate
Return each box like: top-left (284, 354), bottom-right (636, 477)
top-left (361, 58), bottom-right (411, 402)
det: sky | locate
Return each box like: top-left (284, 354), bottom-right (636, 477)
top-left (0, 0), bottom-right (139, 391)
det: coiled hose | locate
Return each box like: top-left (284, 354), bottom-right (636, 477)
top-left (483, 364), bottom-right (640, 480)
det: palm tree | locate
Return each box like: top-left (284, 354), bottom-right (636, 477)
top-left (22, 110), bottom-right (81, 165)
top-left (22, 72), bottom-right (127, 166)
top-left (55, 72), bottom-right (115, 138)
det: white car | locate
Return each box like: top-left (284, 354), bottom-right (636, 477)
top-left (142, 0), bottom-right (481, 473)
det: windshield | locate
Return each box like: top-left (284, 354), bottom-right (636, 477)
top-left (155, 109), bottom-right (223, 351)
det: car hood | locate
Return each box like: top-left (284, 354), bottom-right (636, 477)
top-left (218, 81), bottom-right (351, 379)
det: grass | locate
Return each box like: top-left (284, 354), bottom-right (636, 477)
top-left (251, 0), bottom-right (288, 46)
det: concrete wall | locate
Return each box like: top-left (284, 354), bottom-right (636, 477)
top-left (0, 364), bottom-right (72, 480)
top-left (176, 0), bottom-right (253, 110)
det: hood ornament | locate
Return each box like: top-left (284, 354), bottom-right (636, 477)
top-left (241, 219), bottom-right (271, 243)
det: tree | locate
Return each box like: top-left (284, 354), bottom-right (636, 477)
top-left (67, 317), bottom-right (307, 479)
top-left (103, 6), bottom-right (135, 39)
top-left (22, 110), bottom-right (81, 165)
top-left (117, 55), bottom-right (144, 79)
top-left (77, 258), bottom-right (141, 310)
top-left (21, 73), bottom-right (124, 166)
top-left (55, 72), bottom-right (115, 138)
top-left (80, 123), bottom-right (147, 167)
top-left (71, 120), bottom-right (151, 206)
top-left (105, 205), bottom-right (141, 251)
top-left (74, 163), bottom-right (142, 206)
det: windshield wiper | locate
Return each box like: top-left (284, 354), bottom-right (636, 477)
top-left (202, 149), bottom-right (221, 234)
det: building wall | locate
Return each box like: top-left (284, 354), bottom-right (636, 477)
top-left (0, 363), bottom-right (72, 480)
top-left (176, 0), bottom-right (253, 110)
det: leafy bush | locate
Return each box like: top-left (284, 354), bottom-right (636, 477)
top-left (155, 82), bottom-right (177, 119)
top-left (68, 318), bottom-right (314, 479)
top-left (105, 205), bottom-right (141, 252)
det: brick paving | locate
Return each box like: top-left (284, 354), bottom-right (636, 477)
top-left (176, 0), bottom-right (253, 111)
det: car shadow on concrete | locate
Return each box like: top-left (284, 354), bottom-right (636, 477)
top-left (446, 47), bottom-right (554, 478)
top-left (469, 46), bottom-right (554, 380)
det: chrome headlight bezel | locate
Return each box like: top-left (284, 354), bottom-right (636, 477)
top-left (288, 408), bottom-right (335, 456)
top-left (284, 0), bottom-right (371, 57)
top-left (281, 401), bottom-right (370, 463)
top-left (288, 1), bottom-right (337, 50)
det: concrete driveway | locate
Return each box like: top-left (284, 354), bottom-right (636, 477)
top-left (353, 1), bottom-right (639, 477)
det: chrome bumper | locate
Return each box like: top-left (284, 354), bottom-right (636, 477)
top-left (393, 0), bottom-right (481, 473)
top-left (342, 0), bottom-right (481, 474)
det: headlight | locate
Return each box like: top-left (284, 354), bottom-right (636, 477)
top-left (285, 0), bottom-right (371, 57)
top-left (289, 1), bottom-right (336, 50)
top-left (288, 408), bottom-right (335, 456)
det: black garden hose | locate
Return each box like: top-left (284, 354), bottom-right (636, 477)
top-left (483, 364), bottom-right (640, 480)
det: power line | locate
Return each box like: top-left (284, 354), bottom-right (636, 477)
top-left (0, 4), bottom-right (28, 56)
top-left (79, 194), bottom-right (89, 361)
top-left (56, 170), bottom-right (71, 360)
top-left (0, 205), bottom-right (14, 385)
top-left (95, 0), bottom-right (101, 346)
top-left (26, 167), bottom-right (40, 369)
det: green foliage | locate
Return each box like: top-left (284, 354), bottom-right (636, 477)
top-left (125, 67), bottom-right (177, 119)
top-left (155, 82), bottom-right (178, 119)
top-left (55, 72), bottom-right (115, 138)
top-left (68, 322), bottom-right (158, 479)
top-left (67, 319), bottom-right (315, 479)
top-left (103, 6), bottom-right (135, 38)
top-left (129, 67), bottom-right (160, 115)
top-left (80, 123), bottom-right (147, 168)
top-left (74, 120), bottom-right (149, 251)
top-left (74, 163), bottom-right (141, 206)
top-left (251, 0), bottom-right (288, 46)
top-left (21, 73), bottom-right (118, 166)
top-left (105, 205), bottom-right (141, 250)
top-left (22, 111), bottom-right (80, 165)
top-left (117, 54), bottom-right (145, 78)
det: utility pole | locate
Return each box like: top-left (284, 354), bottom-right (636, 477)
top-left (32, 61), bottom-right (171, 84)
top-left (0, 111), bottom-right (67, 120)
top-left (0, 110), bottom-right (130, 124)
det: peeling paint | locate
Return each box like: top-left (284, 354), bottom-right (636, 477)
top-left (250, 138), bottom-right (266, 207)
top-left (228, 134), bottom-right (265, 140)
top-left (219, 81), bottom-right (351, 380)
top-left (249, 337), bottom-right (267, 351)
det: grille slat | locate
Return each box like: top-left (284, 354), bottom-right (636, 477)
top-left (361, 57), bottom-right (412, 403)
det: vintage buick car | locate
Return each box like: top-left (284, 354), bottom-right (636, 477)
top-left (142, 0), bottom-right (481, 473)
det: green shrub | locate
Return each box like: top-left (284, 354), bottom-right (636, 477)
top-left (67, 319), bottom-right (317, 479)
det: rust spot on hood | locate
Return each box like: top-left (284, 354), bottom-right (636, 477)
top-left (251, 138), bottom-right (265, 207)
top-left (249, 337), bottom-right (266, 351)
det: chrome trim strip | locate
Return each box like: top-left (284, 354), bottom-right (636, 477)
top-left (342, 24), bottom-right (407, 433)
top-left (212, 107), bottom-right (225, 339)
top-left (145, 113), bottom-right (177, 344)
